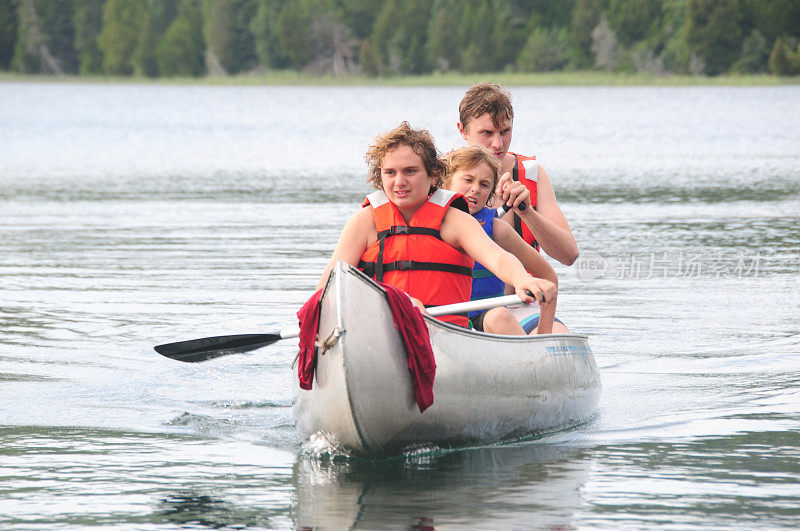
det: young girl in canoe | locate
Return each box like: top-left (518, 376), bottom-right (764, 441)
top-left (316, 122), bottom-right (556, 328)
top-left (443, 145), bottom-right (569, 334)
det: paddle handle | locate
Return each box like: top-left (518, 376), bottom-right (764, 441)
top-left (496, 200), bottom-right (526, 218)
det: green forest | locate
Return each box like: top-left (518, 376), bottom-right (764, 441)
top-left (2, 0), bottom-right (800, 79)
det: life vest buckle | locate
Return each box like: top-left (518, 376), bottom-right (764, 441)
top-left (389, 225), bottom-right (409, 235)
top-left (394, 260), bottom-right (413, 271)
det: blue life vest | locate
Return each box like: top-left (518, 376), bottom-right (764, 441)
top-left (469, 207), bottom-right (507, 319)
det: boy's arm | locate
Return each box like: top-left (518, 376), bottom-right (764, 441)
top-left (497, 167), bottom-right (579, 266)
top-left (316, 207), bottom-right (374, 291)
top-left (441, 209), bottom-right (555, 306)
top-left (492, 220), bottom-right (557, 334)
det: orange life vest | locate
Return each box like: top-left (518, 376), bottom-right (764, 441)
top-left (509, 152), bottom-right (540, 251)
top-left (358, 189), bottom-right (474, 327)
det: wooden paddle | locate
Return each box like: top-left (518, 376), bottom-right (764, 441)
top-left (154, 293), bottom-right (532, 363)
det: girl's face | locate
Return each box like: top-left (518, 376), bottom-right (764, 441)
top-left (447, 161), bottom-right (495, 215)
top-left (380, 145), bottom-right (436, 221)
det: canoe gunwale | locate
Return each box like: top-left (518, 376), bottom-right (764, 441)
top-left (342, 263), bottom-right (588, 343)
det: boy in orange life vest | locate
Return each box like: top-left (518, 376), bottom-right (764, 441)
top-left (457, 83), bottom-right (579, 266)
top-left (316, 121), bottom-right (556, 327)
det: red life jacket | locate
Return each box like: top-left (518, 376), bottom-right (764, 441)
top-left (509, 152), bottom-right (540, 251)
top-left (358, 189), bottom-right (474, 327)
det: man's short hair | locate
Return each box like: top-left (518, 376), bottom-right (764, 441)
top-left (459, 82), bottom-right (514, 130)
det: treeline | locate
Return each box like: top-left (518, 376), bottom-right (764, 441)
top-left (2, 0), bottom-right (800, 78)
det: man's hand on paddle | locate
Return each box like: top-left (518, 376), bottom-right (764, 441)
top-left (496, 172), bottom-right (530, 212)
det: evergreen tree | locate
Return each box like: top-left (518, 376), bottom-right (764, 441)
top-left (133, 0), bottom-right (179, 77)
top-left (361, 0), bottom-right (400, 75)
top-left (156, 0), bottom-right (204, 76)
top-left (204, 0), bottom-right (236, 74)
top-left (74, 0), bottom-right (105, 75)
top-left (685, 0), bottom-right (746, 75)
top-left (41, 0), bottom-right (78, 73)
top-left (230, 0), bottom-right (257, 72)
top-left (338, 0), bottom-right (381, 40)
top-left (460, 0), bottom-right (493, 73)
top-left (517, 27), bottom-right (569, 72)
top-left (489, 0), bottom-right (521, 70)
top-left (358, 38), bottom-right (380, 76)
top-left (768, 37), bottom-right (800, 76)
top-left (274, 0), bottom-right (312, 69)
top-left (426, 0), bottom-right (463, 72)
top-left (151, 0), bottom-right (179, 34)
top-left (731, 29), bottom-right (769, 73)
top-left (13, 0), bottom-right (66, 73)
top-left (522, 0), bottom-right (576, 30)
top-left (395, 0), bottom-right (431, 74)
top-left (658, 0), bottom-right (690, 73)
top-left (744, 0), bottom-right (800, 44)
top-left (360, 0), bottom-right (433, 75)
top-left (0, 0), bottom-right (18, 69)
top-left (569, 0), bottom-right (601, 69)
top-left (606, 0), bottom-right (663, 48)
top-left (97, 0), bottom-right (149, 75)
top-left (133, 5), bottom-right (159, 76)
top-left (250, 0), bottom-right (290, 69)
top-left (204, 0), bottom-right (256, 75)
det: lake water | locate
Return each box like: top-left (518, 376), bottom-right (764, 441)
top-left (1, 81), bottom-right (799, 529)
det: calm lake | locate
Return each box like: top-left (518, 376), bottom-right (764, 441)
top-left (1, 81), bottom-right (799, 529)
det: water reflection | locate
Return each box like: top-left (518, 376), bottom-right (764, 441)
top-left (155, 492), bottom-right (272, 529)
top-left (291, 444), bottom-right (594, 529)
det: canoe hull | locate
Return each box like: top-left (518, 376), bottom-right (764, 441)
top-left (294, 261), bottom-right (601, 457)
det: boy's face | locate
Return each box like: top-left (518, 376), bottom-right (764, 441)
top-left (380, 145), bottom-right (435, 216)
top-left (446, 162), bottom-right (495, 215)
top-left (458, 113), bottom-right (513, 160)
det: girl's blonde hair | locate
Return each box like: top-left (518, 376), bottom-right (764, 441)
top-left (442, 145), bottom-right (501, 206)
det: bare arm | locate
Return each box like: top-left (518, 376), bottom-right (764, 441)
top-left (492, 219), bottom-right (558, 333)
top-left (497, 166), bottom-right (579, 266)
top-left (440, 209), bottom-right (554, 306)
top-left (492, 219), bottom-right (558, 286)
top-left (316, 207), bottom-right (375, 291)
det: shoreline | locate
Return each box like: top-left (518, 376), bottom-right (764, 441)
top-left (2, 71), bottom-right (799, 87)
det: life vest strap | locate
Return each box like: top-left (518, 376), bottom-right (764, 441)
top-left (376, 226), bottom-right (442, 240)
top-left (512, 155), bottom-right (540, 251)
top-left (358, 259), bottom-right (472, 278)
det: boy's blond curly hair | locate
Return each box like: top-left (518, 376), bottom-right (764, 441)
top-left (365, 121), bottom-right (446, 190)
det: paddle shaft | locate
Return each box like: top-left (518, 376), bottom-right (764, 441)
top-left (154, 292), bottom-right (531, 362)
top-left (254, 294), bottom-right (529, 341)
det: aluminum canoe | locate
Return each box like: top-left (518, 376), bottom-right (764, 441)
top-left (293, 261), bottom-right (601, 457)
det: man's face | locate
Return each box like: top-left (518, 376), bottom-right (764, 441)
top-left (459, 113), bottom-right (513, 160)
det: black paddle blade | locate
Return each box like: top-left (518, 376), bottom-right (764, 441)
top-left (154, 333), bottom-right (283, 363)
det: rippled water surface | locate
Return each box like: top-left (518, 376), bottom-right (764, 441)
top-left (1, 82), bottom-right (799, 529)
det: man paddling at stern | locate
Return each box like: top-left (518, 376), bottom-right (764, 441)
top-left (457, 83), bottom-right (579, 266)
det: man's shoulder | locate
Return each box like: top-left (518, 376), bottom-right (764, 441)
top-left (508, 151), bottom-right (536, 161)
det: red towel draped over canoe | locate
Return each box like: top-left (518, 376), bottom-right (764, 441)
top-left (296, 283), bottom-right (436, 412)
